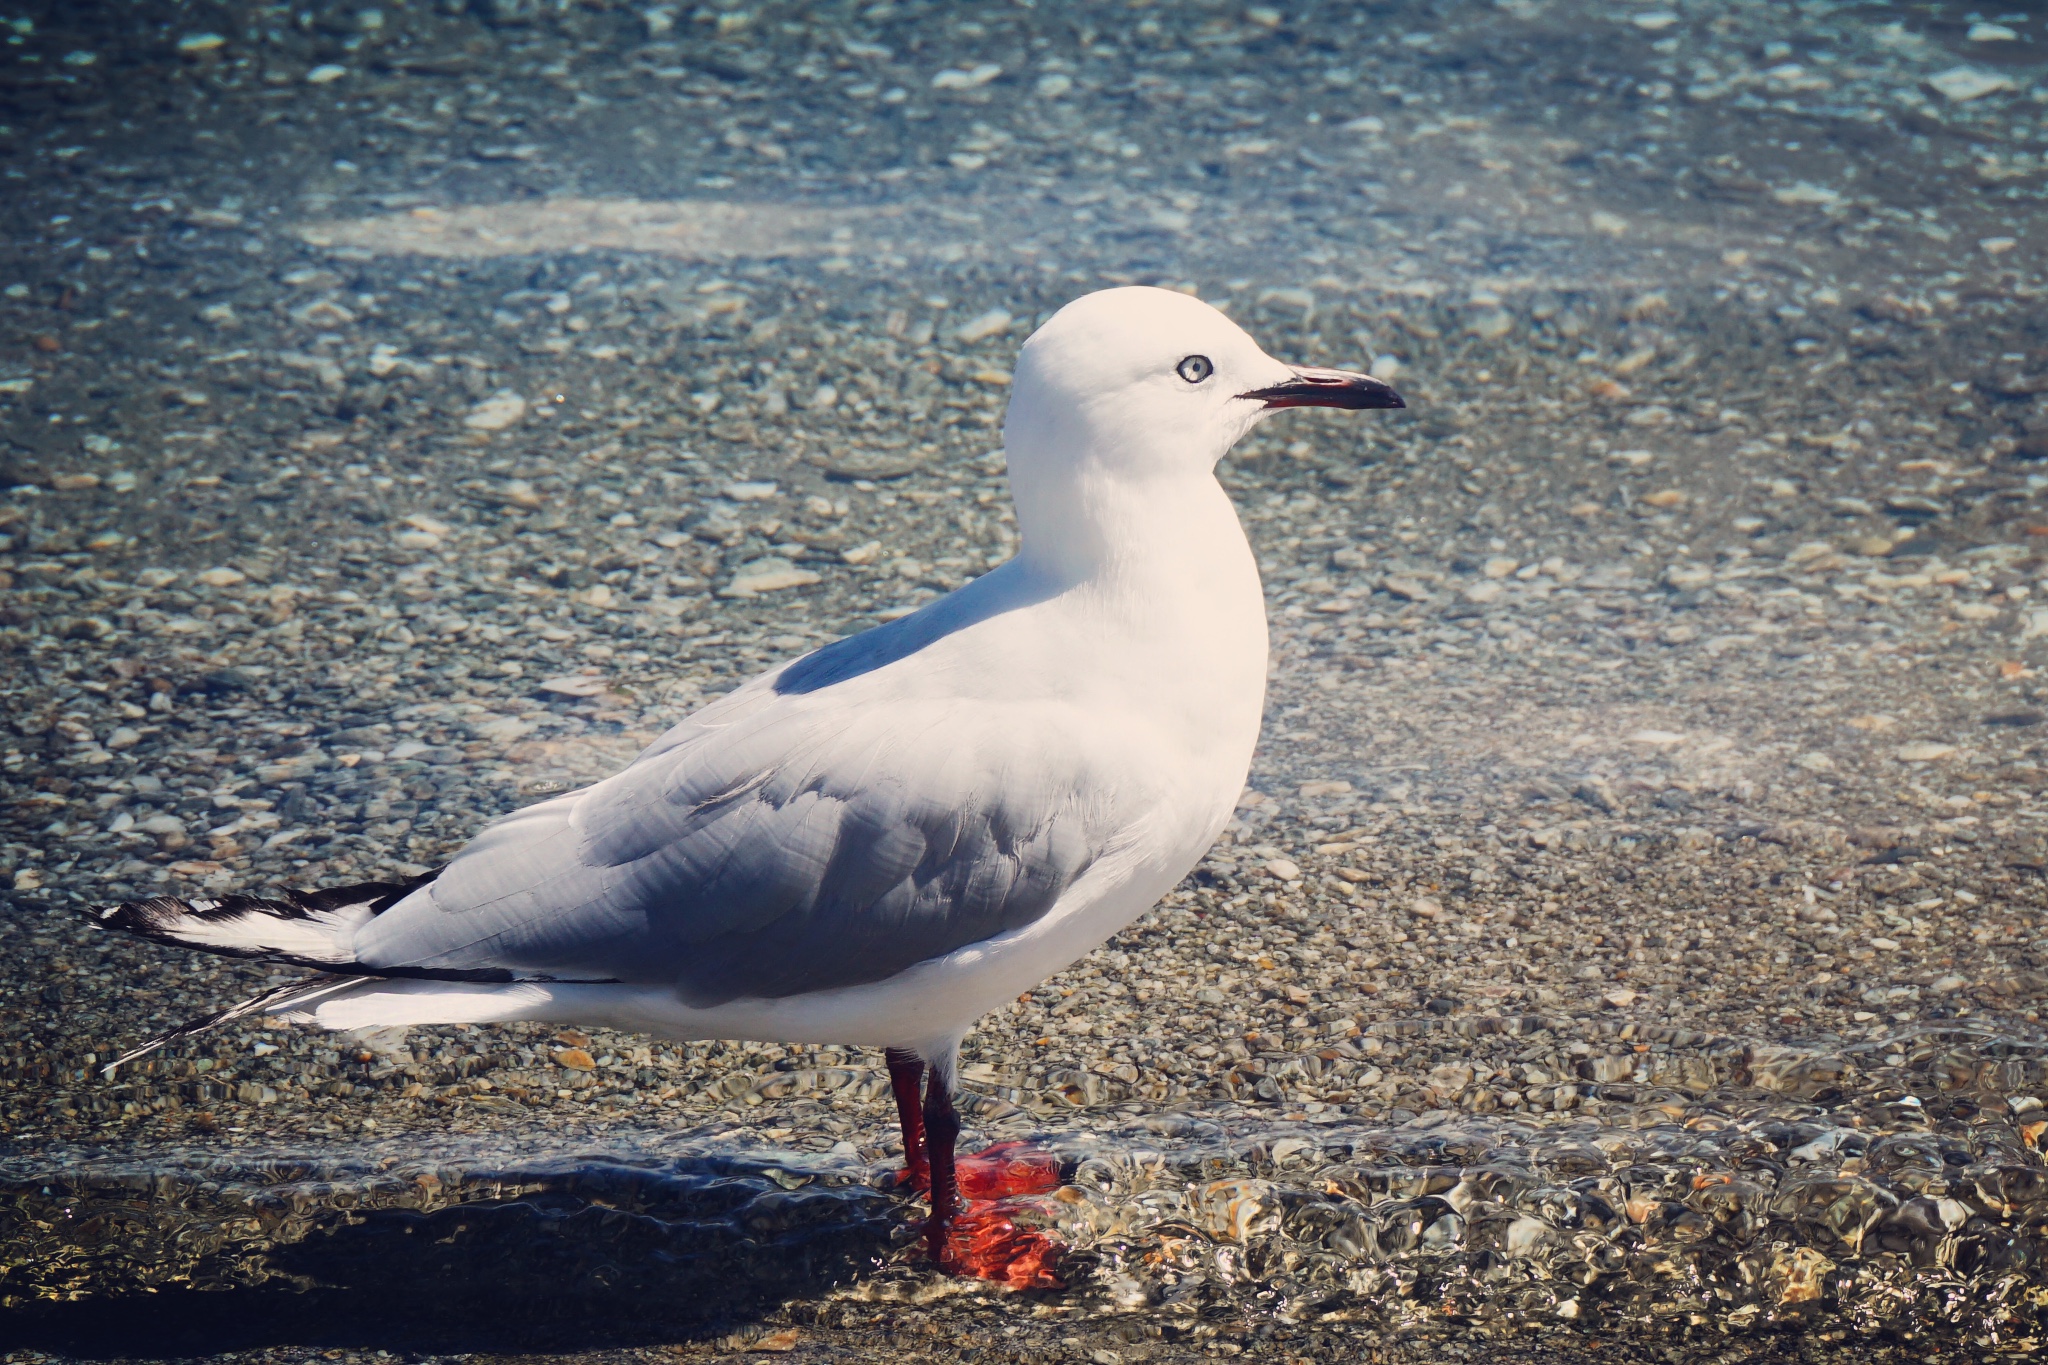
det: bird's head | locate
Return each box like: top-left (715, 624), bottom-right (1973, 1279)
top-left (1003, 285), bottom-right (1403, 479)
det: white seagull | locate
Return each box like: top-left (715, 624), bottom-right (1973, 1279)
top-left (89, 285), bottom-right (1403, 1281)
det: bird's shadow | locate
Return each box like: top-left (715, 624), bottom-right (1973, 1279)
top-left (0, 1151), bottom-right (911, 1357)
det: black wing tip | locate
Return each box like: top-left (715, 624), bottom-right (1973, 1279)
top-left (297, 867), bottom-right (446, 916)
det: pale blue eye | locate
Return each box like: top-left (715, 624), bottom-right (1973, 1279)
top-left (1177, 355), bottom-right (1214, 384)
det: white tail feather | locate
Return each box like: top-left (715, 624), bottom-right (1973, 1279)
top-left (289, 979), bottom-right (566, 1031)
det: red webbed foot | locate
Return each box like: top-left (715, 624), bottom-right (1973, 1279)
top-left (923, 1141), bottom-right (1065, 1286)
top-left (955, 1140), bottom-right (1062, 1199)
top-left (931, 1202), bottom-right (1065, 1289)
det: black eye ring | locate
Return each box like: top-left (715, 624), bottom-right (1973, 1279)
top-left (1176, 354), bottom-right (1214, 385)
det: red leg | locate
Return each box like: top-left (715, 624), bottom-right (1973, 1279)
top-left (920, 1066), bottom-right (963, 1267)
top-left (921, 1070), bottom-right (1064, 1289)
top-left (885, 1047), bottom-right (928, 1193)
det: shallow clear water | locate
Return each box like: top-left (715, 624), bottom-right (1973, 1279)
top-left (9, 1021), bottom-right (2048, 1356)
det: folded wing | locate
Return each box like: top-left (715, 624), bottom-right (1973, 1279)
top-left (349, 684), bottom-right (1116, 1004)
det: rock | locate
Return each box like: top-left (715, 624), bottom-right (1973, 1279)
top-left (1465, 309), bottom-right (1513, 341)
top-left (195, 566), bottom-right (246, 587)
top-left (1381, 576), bottom-right (1430, 601)
top-left (1772, 183), bottom-right (1845, 208)
top-left (1766, 1248), bottom-right (1833, 1306)
top-left (1927, 67), bottom-right (2014, 103)
top-left (931, 63), bottom-right (1002, 91)
top-left (953, 308), bottom-right (1015, 344)
top-left (804, 447), bottom-right (925, 480)
top-left (463, 390), bottom-right (528, 431)
top-left (736, 1328), bottom-right (801, 1353)
top-left (536, 674), bottom-right (609, 698)
top-left (1894, 743), bottom-right (1956, 762)
top-left (1264, 858), bottom-right (1302, 881)
top-left (1504, 1216), bottom-right (1552, 1256)
top-left (1258, 287), bottom-right (1316, 317)
top-left (721, 558), bottom-right (822, 597)
top-left (199, 667), bottom-right (256, 694)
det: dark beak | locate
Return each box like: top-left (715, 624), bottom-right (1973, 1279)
top-left (1240, 366), bottom-right (1405, 411)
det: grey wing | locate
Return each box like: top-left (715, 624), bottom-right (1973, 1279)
top-left (350, 694), bottom-right (1107, 1004)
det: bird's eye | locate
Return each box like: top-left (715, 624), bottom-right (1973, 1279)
top-left (1176, 355), bottom-right (1214, 385)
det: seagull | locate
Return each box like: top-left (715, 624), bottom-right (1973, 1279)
top-left (87, 285), bottom-right (1403, 1282)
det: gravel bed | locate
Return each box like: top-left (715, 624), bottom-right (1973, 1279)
top-left (4, 1), bottom-right (2048, 1361)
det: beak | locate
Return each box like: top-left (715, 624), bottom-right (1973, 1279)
top-left (1240, 366), bottom-right (1405, 411)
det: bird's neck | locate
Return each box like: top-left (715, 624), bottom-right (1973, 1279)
top-left (1014, 458), bottom-right (1243, 576)
top-left (1010, 462), bottom-right (1268, 670)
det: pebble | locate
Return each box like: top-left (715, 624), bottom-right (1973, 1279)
top-left (1465, 309), bottom-right (1513, 341)
top-left (1894, 742), bottom-right (1957, 762)
top-left (931, 63), bottom-right (1002, 91)
top-left (952, 308), bottom-right (1014, 345)
top-left (1927, 67), bottom-right (2014, 102)
top-left (462, 390), bottom-right (527, 431)
top-left (536, 675), bottom-right (609, 698)
top-left (722, 557), bottom-right (823, 597)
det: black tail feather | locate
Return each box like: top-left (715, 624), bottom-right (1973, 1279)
top-left (79, 870), bottom-right (440, 972)
top-left (85, 867), bottom-right (618, 1072)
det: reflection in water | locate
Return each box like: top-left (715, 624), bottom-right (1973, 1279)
top-left (8, 1022), bottom-right (2046, 1353)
